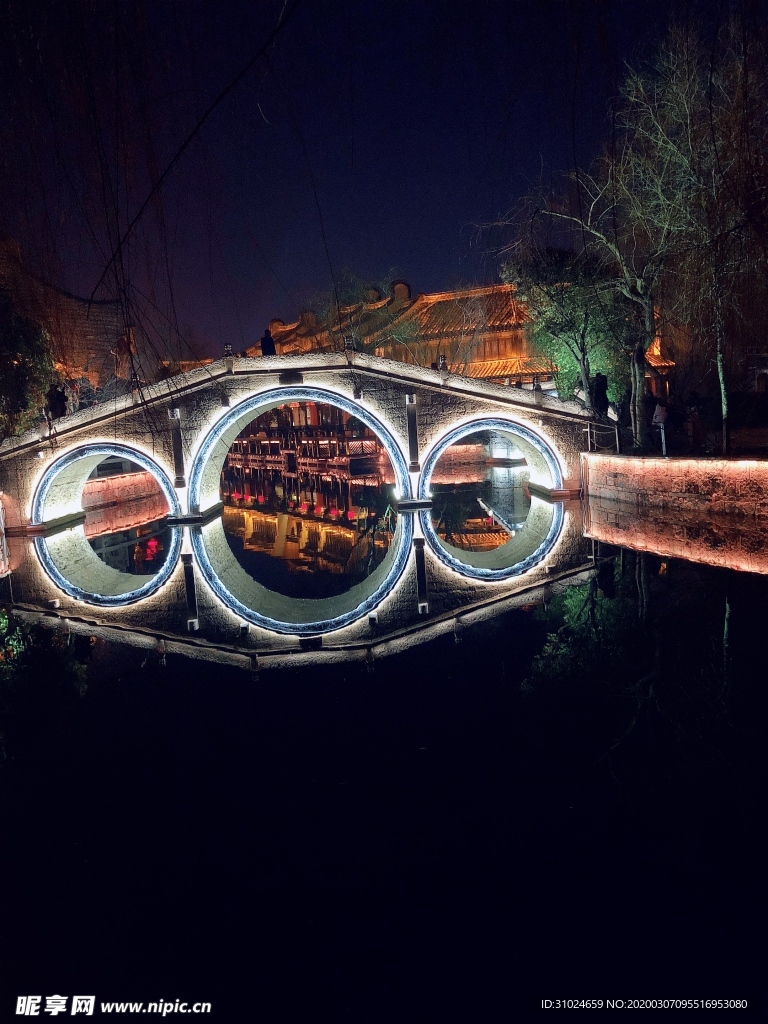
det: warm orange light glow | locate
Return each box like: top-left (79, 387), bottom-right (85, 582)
top-left (583, 453), bottom-right (768, 573)
top-left (585, 498), bottom-right (768, 574)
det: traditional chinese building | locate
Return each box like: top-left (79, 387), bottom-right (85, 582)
top-left (251, 280), bottom-right (674, 392)
top-left (252, 281), bottom-right (555, 385)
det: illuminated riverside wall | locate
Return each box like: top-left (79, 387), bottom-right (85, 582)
top-left (583, 453), bottom-right (768, 573)
top-left (0, 354), bottom-right (592, 649)
top-left (582, 453), bottom-right (768, 517)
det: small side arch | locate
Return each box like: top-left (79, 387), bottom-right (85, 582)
top-left (417, 417), bottom-right (565, 580)
top-left (32, 443), bottom-right (182, 606)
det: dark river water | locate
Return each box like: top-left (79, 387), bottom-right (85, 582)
top-left (3, 427), bottom-right (765, 1017)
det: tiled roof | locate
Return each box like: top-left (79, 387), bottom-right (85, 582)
top-left (450, 357), bottom-right (555, 379)
top-left (256, 281), bottom-right (674, 375)
top-left (645, 351), bottom-right (675, 369)
top-left (406, 285), bottom-right (528, 338)
top-left (261, 283), bottom-right (528, 355)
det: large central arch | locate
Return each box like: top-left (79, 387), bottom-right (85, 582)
top-left (187, 386), bottom-right (413, 635)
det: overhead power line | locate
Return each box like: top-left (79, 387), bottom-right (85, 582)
top-left (89, 0), bottom-right (304, 305)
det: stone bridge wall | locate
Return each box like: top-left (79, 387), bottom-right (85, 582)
top-left (0, 354), bottom-right (593, 648)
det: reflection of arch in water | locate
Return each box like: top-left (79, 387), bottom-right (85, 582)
top-left (187, 387), bottom-right (412, 634)
top-left (31, 443), bottom-right (182, 605)
top-left (418, 418), bottom-right (564, 580)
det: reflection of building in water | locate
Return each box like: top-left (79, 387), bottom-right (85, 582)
top-left (429, 432), bottom-right (527, 485)
top-left (430, 433), bottom-right (531, 552)
top-left (485, 467), bottom-right (531, 527)
top-left (222, 464), bottom-right (392, 520)
top-left (225, 401), bottom-right (389, 468)
top-left (432, 484), bottom-right (522, 552)
top-left (221, 402), bottom-right (398, 585)
top-left (223, 506), bottom-right (394, 576)
top-left (222, 401), bottom-right (396, 510)
top-left (89, 519), bottom-right (170, 574)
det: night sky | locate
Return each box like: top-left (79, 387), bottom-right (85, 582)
top-left (0, 0), bottom-right (741, 358)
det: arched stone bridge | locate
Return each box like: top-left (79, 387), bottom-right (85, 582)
top-left (0, 353), bottom-right (596, 667)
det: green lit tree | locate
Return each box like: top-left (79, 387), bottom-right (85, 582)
top-left (502, 249), bottom-right (629, 412)
top-left (503, 15), bottom-right (768, 450)
top-left (618, 18), bottom-right (768, 453)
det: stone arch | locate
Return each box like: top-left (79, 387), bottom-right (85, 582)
top-left (417, 416), bottom-right (564, 580)
top-left (32, 443), bottom-right (182, 606)
top-left (187, 386), bottom-right (413, 635)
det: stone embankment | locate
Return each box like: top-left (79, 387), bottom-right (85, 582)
top-left (582, 453), bottom-right (768, 573)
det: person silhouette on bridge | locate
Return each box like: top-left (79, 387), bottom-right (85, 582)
top-left (591, 373), bottom-right (609, 418)
top-left (260, 328), bottom-right (276, 357)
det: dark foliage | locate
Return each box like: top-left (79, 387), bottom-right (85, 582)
top-left (0, 290), bottom-right (54, 438)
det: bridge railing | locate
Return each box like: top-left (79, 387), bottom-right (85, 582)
top-left (584, 420), bottom-right (623, 455)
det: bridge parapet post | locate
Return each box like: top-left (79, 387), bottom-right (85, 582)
top-left (413, 537), bottom-right (429, 615)
top-left (405, 394), bottom-right (420, 473)
top-left (168, 406), bottom-right (186, 488)
top-left (181, 552), bottom-right (199, 631)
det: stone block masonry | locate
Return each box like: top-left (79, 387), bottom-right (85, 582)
top-left (582, 453), bottom-right (768, 519)
top-left (583, 453), bottom-right (768, 573)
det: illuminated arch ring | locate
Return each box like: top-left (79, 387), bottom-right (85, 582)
top-left (417, 417), bottom-right (564, 581)
top-left (188, 386), bottom-right (413, 635)
top-left (32, 443), bottom-right (183, 606)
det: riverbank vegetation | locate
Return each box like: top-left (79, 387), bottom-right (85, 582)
top-left (503, 11), bottom-right (768, 453)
